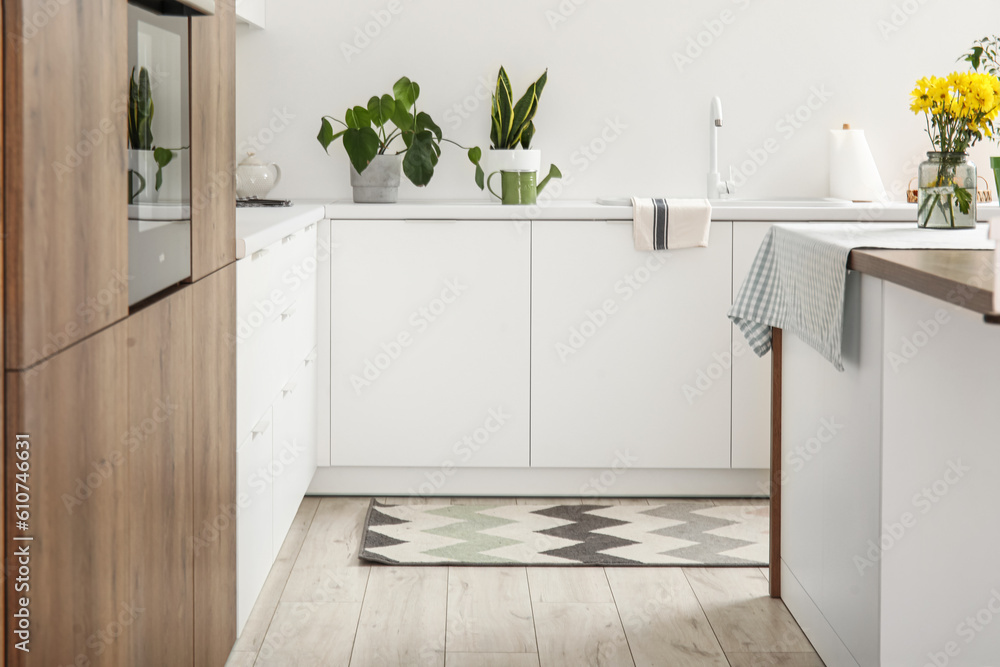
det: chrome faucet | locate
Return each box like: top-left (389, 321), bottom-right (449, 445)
top-left (707, 96), bottom-right (735, 199)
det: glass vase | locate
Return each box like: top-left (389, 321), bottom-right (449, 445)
top-left (917, 152), bottom-right (977, 229)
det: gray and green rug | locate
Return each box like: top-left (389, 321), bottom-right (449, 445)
top-left (359, 500), bottom-right (768, 566)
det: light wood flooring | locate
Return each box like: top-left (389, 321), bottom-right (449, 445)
top-left (226, 497), bottom-right (824, 667)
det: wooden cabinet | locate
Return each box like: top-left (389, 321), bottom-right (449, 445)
top-left (530, 221), bottom-right (733, 469)
top-left (127, 288), bottom-right (194, 665)
top-left (5, 323), bottom-right (130, 667)
top-left (190, 1), bottom-right (236, 280)
top-left (4, 0), bottom-right (128, 368)
top-left (191, 265), bottom-right (237, 666)
top-left (329, 219), bottom-right (531, 468)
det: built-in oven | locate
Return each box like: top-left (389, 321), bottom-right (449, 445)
top-left (126, 0), bottom-right (212, 306)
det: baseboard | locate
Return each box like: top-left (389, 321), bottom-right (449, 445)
top-left (307, 466), bottom-right (769, 498)
top-left (780, 559), bottom-right (863, 667)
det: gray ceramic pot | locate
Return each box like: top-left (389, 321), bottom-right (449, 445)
top-left (350, 154), bottom-right (402, 203)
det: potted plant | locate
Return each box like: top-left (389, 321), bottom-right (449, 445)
top-left (128, 66), bottom-right (179, 205)
top-left (318, 76), bottom-right (470, 203)
top-left (909, 67), bottom-right (999, 228)
top-left (469, 66), bottom-right (561, 204)
top-left (962, 36), bottom-right (1000, 201)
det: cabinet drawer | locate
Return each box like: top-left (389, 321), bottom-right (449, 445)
top-left (271, 349), bottom-right (318, 560)
top-left (236, 411), bottom-right (273, 636)
top-left (236, 247), bottom-right (281, 443)
top-left (270, 222), bottom-right (318, 291)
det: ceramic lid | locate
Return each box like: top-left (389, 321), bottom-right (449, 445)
top-left (238, 150), bottom-right (267, 167)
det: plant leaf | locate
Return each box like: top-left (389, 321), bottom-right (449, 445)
top-left (489, 96), bottom-right (500, 148)
top-left (354, 105), bottom-right (371, 128)
top-left (954, 184), bottom-right (972, 215)
top-left (402, 130), bottom-right (436, 186)
top-left (416, 112), bottom-right (442, 141)
top-left (317, 118), bottom-right (335, 152)
top-left (510, 70), bottom-right (547, 147)
top-left (467, 146), bottom-right (485, 190)
top-left (343, 127), bottom-right (381, 174)
top-left (393, 76), bottom-right (420, 110)
top-left (391, 101), bottom-right (414, 132)
top-left (520, 121), bottom-right (535, 149)
top-left (138, 67), bottom-right (153, 149)
top-left (495, 67), bottom-right (514, 148)
top-left (367, 94), bottom-right (395, 128)
top-left (152, 147), bottom-right (174, 191)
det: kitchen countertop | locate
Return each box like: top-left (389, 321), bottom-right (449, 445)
top-left (850, 248), bottom-right (999, 323)
top-left (322, 199), bottom-right (1000, 222)
top-left (235, 204), bottom-right (326, 259)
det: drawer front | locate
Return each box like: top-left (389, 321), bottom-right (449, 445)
top-left (270, 222), bottom-right (318, 290)
top-left (236, 248), bottom-right (280, 444)
top-left (236, 411), bottom-right (273, 636)
top-left (271, 349), bottom-right (318, 560)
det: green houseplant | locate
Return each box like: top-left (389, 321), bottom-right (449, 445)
top-left (318, 76), bottom-right (475, 203)
top-left (128, 66), bottom-right (178, 204)
top-left (469, 67), bottom-right (561, 204)
top-left (962, 37), bottom-right (1000, 202)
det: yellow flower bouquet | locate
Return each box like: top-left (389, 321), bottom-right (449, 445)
top-left (910, 71), bottom-right (1000, 227)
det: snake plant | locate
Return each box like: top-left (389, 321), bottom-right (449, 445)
top-left (491, 66), bottom-right (547, 150)
top-left (128, 66), bottom-right (175, 194)
top-left (468, 67), bottom-right (559, 192)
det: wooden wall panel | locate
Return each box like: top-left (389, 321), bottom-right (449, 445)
top-left (127, 289), bottom-right (193, 665)
top-left (3, 0), bottom-right (128, 369)
top-left (5, 324), bottom-right (129, 667)
top-left (189, 3), bottom-right (236, 280)
top-left (191, 265), bottom-right (237, 665)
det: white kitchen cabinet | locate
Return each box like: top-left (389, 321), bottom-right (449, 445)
top-left (271, 349), bottom-right (318, 561)
top-left (235, 219), bottom-right (318, 636)
top-left (329, 219), bottom-right (531, 468)
top-left (236, 411), bottom-right (273, 635)
top-left (530, 221), bottom-right (734, 469)
top-left (730, 222), bottom-right (774, 469)
top-left (235, 0), bottom-right (265, 29)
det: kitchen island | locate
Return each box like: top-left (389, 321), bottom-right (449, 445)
top-left (771, 239), bottom-right (1000, 667)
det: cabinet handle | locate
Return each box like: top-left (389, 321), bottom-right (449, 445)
top-left (282, 381), bottom-right (297, 396)
top-left (251, 419), bottom-right (270, 438)
top-left (282, 232), bottom-right (297, 244)
top-left (280, 303), bottom-right (297, 320)
top-left (305, 350), bottom-right (318, 365)
top-left (305, 223), bottom-right (316, 232)
top-left (251, 248), bottom-right (270, 260)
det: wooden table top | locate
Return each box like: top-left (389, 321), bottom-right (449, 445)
top-left (849, 249), bottom-right (998, 323)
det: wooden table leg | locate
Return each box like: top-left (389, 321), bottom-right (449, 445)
top-left (770, 327), bottom-right (782, 598)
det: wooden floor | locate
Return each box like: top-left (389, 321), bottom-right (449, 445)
top-left (226, 497), bottom-right (824, 667)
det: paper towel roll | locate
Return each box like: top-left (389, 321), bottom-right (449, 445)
top-left (829, 126), bottom-right (886, 202)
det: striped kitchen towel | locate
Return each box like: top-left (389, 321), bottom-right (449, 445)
top-left (632, 198), bottom-right (712, 250)
top-left (729, 222), bottom-right (994, 371)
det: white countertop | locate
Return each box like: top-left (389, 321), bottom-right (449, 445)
top-left (323, 199), bottom-right (1000, 223)
top-left (235, 204), bottom-right (326, 259)
top-left (235, 200), bottom-right (1000, 257)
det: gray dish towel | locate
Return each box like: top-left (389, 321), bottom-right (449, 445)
top-left (728, 222), bottom-right (994, 371)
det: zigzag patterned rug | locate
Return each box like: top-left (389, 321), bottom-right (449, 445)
top-left (359, 500), bottom-right (768, 566)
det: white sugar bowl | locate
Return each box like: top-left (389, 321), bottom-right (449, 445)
top-left (235, 150), bottom-right (282, 199)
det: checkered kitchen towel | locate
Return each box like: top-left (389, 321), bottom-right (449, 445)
top-left (728, 222), bottom-right (993, 371)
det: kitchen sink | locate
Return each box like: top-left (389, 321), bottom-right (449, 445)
top-left (711, 197), bottom-right (853, 207)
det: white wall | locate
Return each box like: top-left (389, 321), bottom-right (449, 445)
top-left (236, 0), bottom-right (1000, 203)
